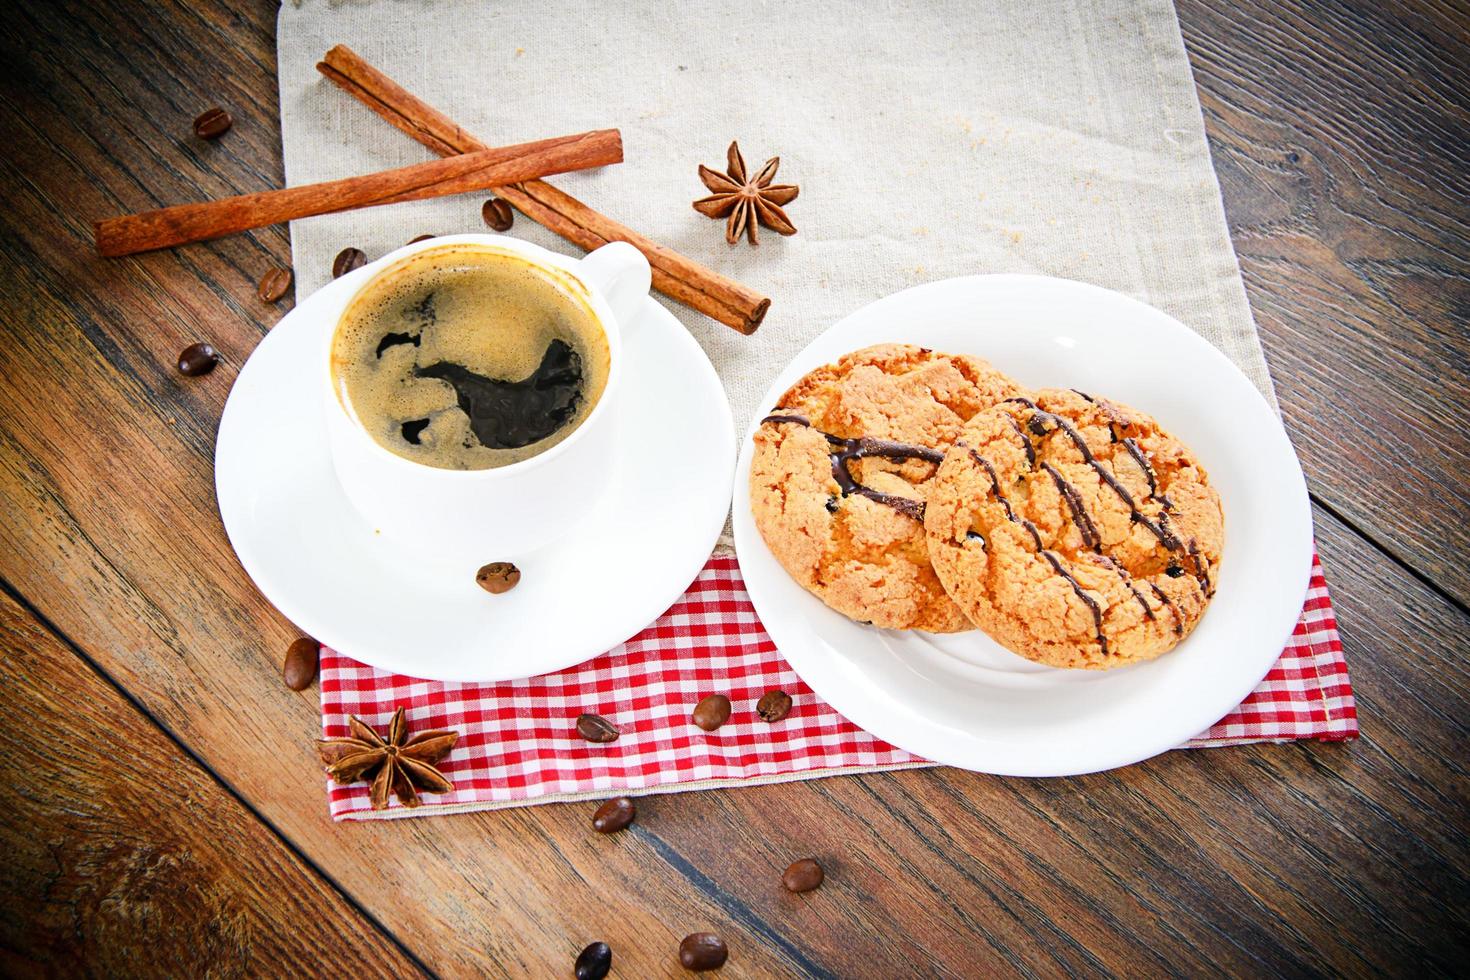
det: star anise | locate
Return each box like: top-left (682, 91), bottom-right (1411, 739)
top-left (693, 141), bottom-right (799, 246)
top-left (317, 707), bottom-right (458, 810)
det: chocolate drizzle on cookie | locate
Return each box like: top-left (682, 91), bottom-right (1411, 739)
top-left (1149, 583), bottom-right (1185, 636)
top-left (961, 447), bottom-right (1107, 653)
top-left (1187, 538), bottom-right (1214, 596)
top-left (964, 448), bottom-right (1043, 551)
top-left (1026, 408), bottom-right (1094, 462)
top-left (1014, 402), bottom-right (1205, 585)
top-left (1043, 462), bottom-right (1101, 551)
top-left (761, 413), bottom-right (943, 522)
top-left (1039, 550), bottom-right (1108, 656)
top-left (1075, 391), bottom-right (1132, 442)
top-left (1099, 554), bottom-right (1155, 621)
top-left (1122, 436), bottom-right (1175, 511)
top-left (1153, 511), bottom-right (1209, 592)
top-left (963, 435), bottom-right (1177, 654)
top-left (1003, 414), bottom-right (1036, 467)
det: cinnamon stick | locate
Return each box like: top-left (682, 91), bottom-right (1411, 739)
top-left (317, 44), bottom-right (769, 335)
top-left (95, 130), bottom-right (621, 258)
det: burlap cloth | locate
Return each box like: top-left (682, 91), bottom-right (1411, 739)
top-left (277, 0), bottom-right (1276, 443)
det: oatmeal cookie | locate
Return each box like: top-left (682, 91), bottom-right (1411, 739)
top-left (924, 388), bottom-right (1223, 667)
top-left (749, 344), bottom-right (1023, 631)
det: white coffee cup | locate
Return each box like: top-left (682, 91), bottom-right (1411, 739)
top-left (320, 234), bottom-right (651, 566)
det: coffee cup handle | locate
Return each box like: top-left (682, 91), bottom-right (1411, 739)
top-left (577, 242), bottom-right (651, 332)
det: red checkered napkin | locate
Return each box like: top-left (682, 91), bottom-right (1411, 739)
top-left (320, 551), bottom-right (1356, 820)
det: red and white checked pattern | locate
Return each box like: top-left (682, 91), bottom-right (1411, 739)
top-left (321, 551), bottom-right (1356, 820)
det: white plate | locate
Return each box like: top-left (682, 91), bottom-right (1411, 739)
top-left (217, 273), bottom-right (734, 682)
top-left (732, 275), bottom-right (1312, 776)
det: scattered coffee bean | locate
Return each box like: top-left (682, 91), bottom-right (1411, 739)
top-left (407, 233), bottom-right (436, 244)
top-left (577, 713), bottom-right (620, 743)
top-left (591, 796), bottom-right (636, 833)
top-left (192, 105), bottom-right (232, 140)
top-left (482, 197), bottom-right (514, 232)
top-left (691, 694), bottom-right (731, 732)
top-left (475, 561), bottom-right (521, 594)
top-left (782, 857), bottom-right (824, 893)
top-left (678, 933), bottom-right (728, 971)
top-left (256, 266), bottom-right (292, 303)
top-left (756, 689), bottom-right (792, 722)
top-left (575, 941), bottom-right (612, 980)
top-left (332, 246), bottom-right (367, 279)
top-left (282, 637), bottom-right (320, 691)
top-left (176, 342), bottom-right (219, 376)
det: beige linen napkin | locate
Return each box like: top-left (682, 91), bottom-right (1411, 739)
top-left (277, 0), bottom-right (1275, 432)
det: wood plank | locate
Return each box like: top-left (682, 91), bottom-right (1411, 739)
top-left (0, 0), bottom-right (1466, 975)
top-left (1177, 0), bottom-right (1470, 603)
top-left (0, 589), bottom-right (423, 977)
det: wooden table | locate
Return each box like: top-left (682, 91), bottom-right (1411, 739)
top-left (2, 1), bottom-right (1466, 975)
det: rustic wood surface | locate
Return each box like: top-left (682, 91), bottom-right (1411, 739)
top-left (1179, 0), bottom-right (1470, 606)
top-left (1, 0), bottom-right (1466, 976)
top-left (0, 589), bottom-right (424, 978)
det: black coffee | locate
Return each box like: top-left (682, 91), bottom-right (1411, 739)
top-left (331, 246), bottom-right (610, 470)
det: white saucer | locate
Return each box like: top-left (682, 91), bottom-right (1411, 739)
top-left (731, 275), bottom-right (1313, 776)
top-left (217, 271), bottom-right (734, 682)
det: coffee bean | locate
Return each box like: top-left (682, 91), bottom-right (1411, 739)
top-left (678, 933), bottom-right (727, 971)
top-left (475, 561), bottom-right (521, 594)
top-left (577, 713), bottom-right (619, 743)
top-left (332, 246), bottom-right (367, 279)
top-left (176, 342), bottom-right (219, 376)
top-left (691, 694), bottom-right (731, 732)
top-left (591, 796), bottom-right (635, 833)
top-left (756, 689), bottom-right (792, 722)
top-left (192, 106), bottom-right (232, 140)
top-left (781, 857), bottom-right (824, 893)
top-left (282, 637), bottom-right (319, 691)
top-left (482, 197), bottom-right (514, 232)
top-left (407, 233), bottom-right (436, 244)
top-left (575, 941), bottom-right (612, 980)
top-left (257, 266), bottom-right (292, 303)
